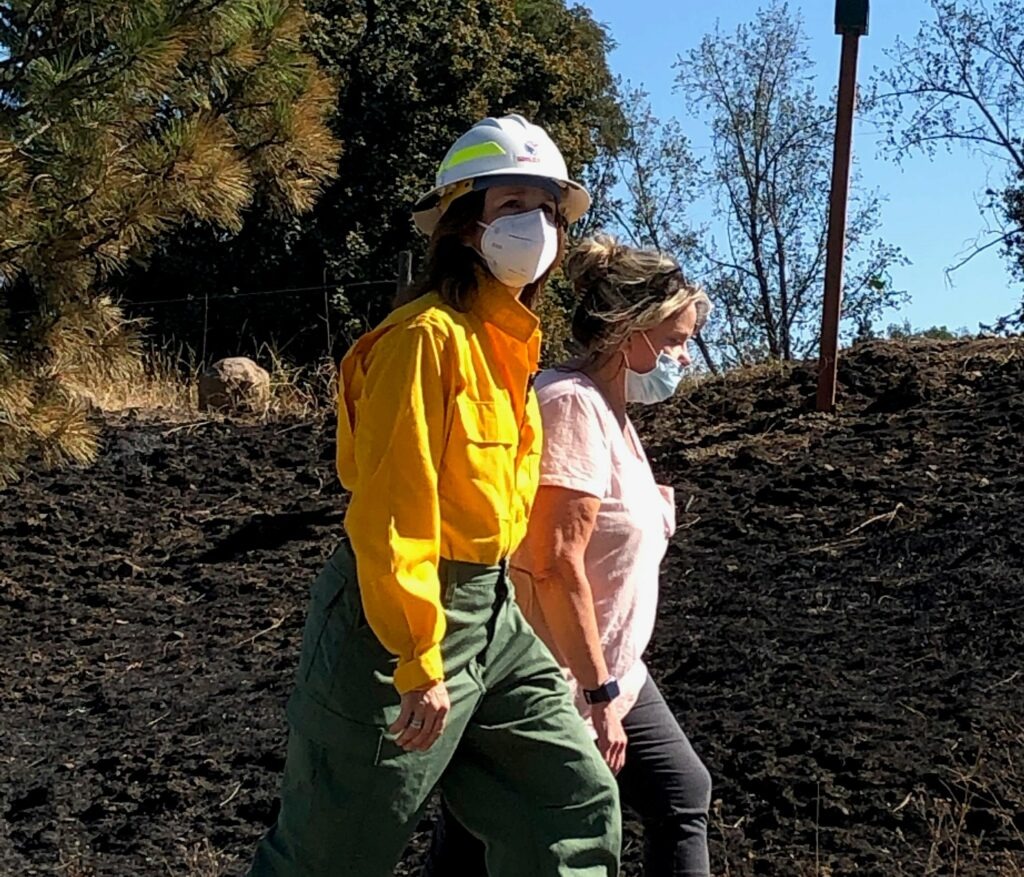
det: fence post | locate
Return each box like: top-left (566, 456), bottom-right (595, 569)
top-left (201, 291), bottom-right (209, 367)
top-left (396, 251), bottom-right (413, 297)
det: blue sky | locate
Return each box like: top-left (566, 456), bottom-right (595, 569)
top-left (581, 0), bottom-right (1021, 333)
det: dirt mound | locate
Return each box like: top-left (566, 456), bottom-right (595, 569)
top-left (2, 338), bottom-right (1023, 875)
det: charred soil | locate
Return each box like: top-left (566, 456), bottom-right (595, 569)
top-left (2, 338), bottom-right (1023, 875)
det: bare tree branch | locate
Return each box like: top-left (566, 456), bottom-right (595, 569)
top-left (678, 1), bottom-right (901, 362)
top-left (946, 227), bottom-right (1024, 276)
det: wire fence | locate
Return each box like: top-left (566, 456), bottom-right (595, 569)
top-left (123, 279), bottom-right (398, 365)
top-left (5, 252), bottom-right (417, 367)
top-left (120, 279), bottom-right (396, 309)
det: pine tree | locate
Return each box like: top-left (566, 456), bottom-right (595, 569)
top-left (0, 0), bottom-right (340, 484)
top-left (110, 0), bottom-right (626, 354)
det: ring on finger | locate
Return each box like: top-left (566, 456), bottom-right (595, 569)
top-left (409, 718), bottom-right (425, 730)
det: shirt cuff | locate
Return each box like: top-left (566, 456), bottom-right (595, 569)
top-left (393, 644), bottom-right (445, 694)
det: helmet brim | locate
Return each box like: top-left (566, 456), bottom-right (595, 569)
top-left (412, 169), bottom-right (591, 236)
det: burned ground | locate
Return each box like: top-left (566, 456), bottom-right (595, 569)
top-left (2, 338), bottom-right (1022, 875)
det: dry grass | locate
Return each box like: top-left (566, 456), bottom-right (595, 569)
top-left (80, 341), bottom-right (336, 421)
top-left (918, 744), bottom-right (1024, 877)
top-left (55, 837), bottom-right (96, 877)
top-left (81, 341), bottom-right (199, 415)
top-left (706, 738), bottom-right (1024, 877)
top-left (257, 342), bottom-right (337, 419)
top-left (179, 839), bottom-right (237, 877)
top-left (55, 835), bottom-right (237, 876)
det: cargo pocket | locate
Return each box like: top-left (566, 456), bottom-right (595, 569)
top-left (276, 708), bottom-right (417, 862)
top-left (293, 552), bottom-right (400, 726)
top-left (298, 545), bottom-right (358, 685)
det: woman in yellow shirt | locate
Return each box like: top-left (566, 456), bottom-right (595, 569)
top-left (248, 115), bottom-right (620, 877)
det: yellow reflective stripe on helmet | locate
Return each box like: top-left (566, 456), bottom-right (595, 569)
top-left (440, 141), bottom-right (507, 173)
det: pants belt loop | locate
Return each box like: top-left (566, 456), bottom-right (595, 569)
top-left (497, 557), bottom-right (509, 600)
top-left (442, 559), bottom-right (457, 606)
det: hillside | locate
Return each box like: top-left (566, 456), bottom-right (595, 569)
top-left (2, 337), bottom-right (1022, 875)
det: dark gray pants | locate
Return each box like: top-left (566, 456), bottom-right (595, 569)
top-left (423, 674), bottom-right (711, 876)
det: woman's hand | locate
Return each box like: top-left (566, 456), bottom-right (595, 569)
top-left (390, 680), bottom-right (451, 752)
top-left (592, 702), bottom-right (627, 774)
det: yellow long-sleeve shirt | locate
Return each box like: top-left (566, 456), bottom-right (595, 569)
top-left (336, 285), bottom-right (542, 694)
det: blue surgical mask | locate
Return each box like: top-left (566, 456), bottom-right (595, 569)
top-left (624, 333), bottom-right (685, 405)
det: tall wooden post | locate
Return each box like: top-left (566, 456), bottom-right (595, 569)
top-left (817, 0), bottom-right (869, 413)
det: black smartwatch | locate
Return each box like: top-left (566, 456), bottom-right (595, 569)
top-left (583, 677), bottom-right (620, 705)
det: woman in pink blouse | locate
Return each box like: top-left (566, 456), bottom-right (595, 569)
top-left (426, 235), bottom-right (714, 877)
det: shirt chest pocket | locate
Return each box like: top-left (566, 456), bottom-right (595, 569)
top-left (455, 397), bottom-right (519, 447)
top-left (441, 396), bottom-right (519, 516)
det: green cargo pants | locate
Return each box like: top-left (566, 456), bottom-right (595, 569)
top-left (249, 542), bottom-right (621, 876)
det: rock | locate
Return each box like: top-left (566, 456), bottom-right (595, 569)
top-left (198, 357), bottom-right (270, 414)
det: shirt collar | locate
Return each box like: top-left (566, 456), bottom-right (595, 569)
top-left (472, 276), bottom-right (541, 344)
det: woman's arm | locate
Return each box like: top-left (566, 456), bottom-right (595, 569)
top-left (340, 320), bottom-right (456, 751)
top-left (528, 485), bottom-right (609, 691)
top-left (341, 321), bottom-right (450, 695)
top-left (528, 484), bottom-right (627, 773)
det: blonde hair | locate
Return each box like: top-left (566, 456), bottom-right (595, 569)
top-left (564, 234), bottom-right (711, 358)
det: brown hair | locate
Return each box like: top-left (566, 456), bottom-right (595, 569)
top-left (564, 234), bottom-right (711, 360)
top-left (397, 190), bottom-right (567, 312)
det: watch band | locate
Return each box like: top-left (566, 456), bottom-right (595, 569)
top-left (583, 676), bottom-right (620, 705)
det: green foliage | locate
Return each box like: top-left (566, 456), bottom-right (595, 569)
top-left (0, 0), bottom-right (340, 483)
top-left (535, 269), bottom-right (577, 366)
top-left (884, 320), bottom-right (963, 341)
top-left (113, 0), bottom-right (625, 354)
top-left (999, 174), bottom-right (1024, 326)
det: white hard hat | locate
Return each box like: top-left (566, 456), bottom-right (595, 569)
top-left (412, 114), bottom-right (591, 236)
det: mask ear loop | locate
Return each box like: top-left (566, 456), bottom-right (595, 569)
top-left (621, 346), bottom-right (631, 371)
top-left (624, 331), bottom-right (657, 375)
top-left (473, 221), bottom-right (490, 265)
top-left (642, 331), bottom-right (660, 359)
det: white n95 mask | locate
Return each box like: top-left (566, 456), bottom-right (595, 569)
top-left (478, 208), bottom-right (559, 288)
